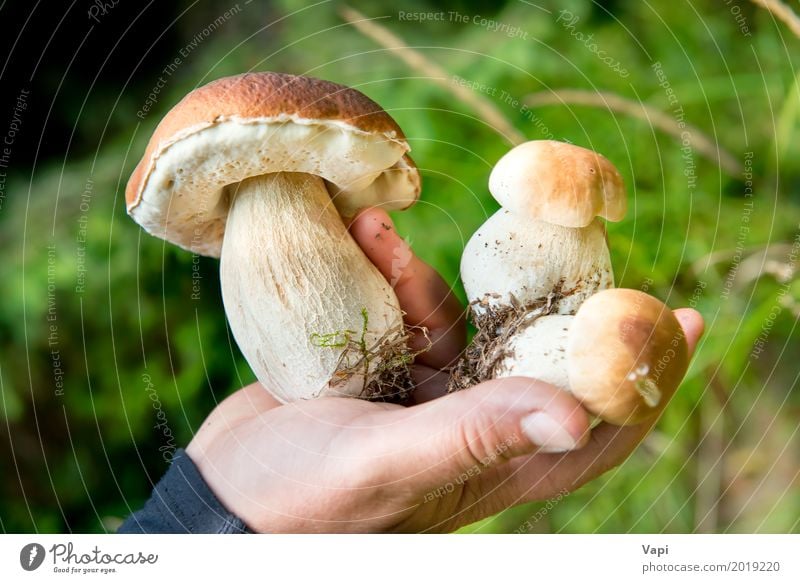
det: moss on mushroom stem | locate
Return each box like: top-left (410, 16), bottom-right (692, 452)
top-left (311, 306), bottom-right (425, 403)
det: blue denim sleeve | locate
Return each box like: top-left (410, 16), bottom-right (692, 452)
top-left (118, 448), bottom-right (250, 534)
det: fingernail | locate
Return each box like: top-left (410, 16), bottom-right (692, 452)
top-left (521, 412), bottom-right (578, 453)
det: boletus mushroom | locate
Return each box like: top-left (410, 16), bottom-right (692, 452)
top-left (450, 141), bottom-right (625, 392)
top-left (451, 140), bottom-right (688, 425)
top-left (126, 72), bottom-right (421, 403)
top-left (461, 140), bottom-right (627, 319)
top-left (495, 289), bottom-right (689, 425)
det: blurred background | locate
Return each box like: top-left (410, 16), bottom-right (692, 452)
top-left (0, 0), bottom-right (798, 533)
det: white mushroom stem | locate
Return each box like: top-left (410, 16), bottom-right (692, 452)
top-left (495, 315), bottom-right (573, 389)
top-left (495, 315), bottom-right (662, 409)
top-left (220, 171), bottom-right (405, 403)
top-left (460, 209), bottom-right (614, 317)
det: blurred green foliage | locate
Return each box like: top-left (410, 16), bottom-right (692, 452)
top-left (1, 0), bottom-right (798, 533)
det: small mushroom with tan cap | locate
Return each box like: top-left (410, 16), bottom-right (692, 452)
top-left (496, 289), bottom-right (689, 425)
top-left (460, 140), bottom-right (627, 320)
top-left (450, 140), bottom-right (627, 392)
top-left (126, 72), bottom-right (421, 403)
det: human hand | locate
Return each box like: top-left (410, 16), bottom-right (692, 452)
top-left (186, 208), bottom-right (704, 533)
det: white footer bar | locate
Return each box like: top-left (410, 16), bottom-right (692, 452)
top-left (1, 534), bottom-right (797, 582)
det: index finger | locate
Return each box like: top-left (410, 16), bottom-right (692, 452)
top-left (349, 208), bottom-right (466, 370)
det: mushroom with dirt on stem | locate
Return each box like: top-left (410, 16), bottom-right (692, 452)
top-left (126, 72), bottom-right (422, 403)
top-left (460, 140), bottom-right (627, 320)
top-left (494, 288), bottom-right (689, 425)
top-left (452, 140), bottom-right (689, 425)
top-left (451, 140), bottom-right (627, 391)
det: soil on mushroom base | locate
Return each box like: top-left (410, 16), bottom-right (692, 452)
top-left (447, 284), bottom-right (571, 392)
top-left (314, 306), bottom-right (430, 403)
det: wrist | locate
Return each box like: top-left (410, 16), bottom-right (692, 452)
top-left (118, 448), bottom-right (250, 534)
top-left (185, 438), bottom-right (257, 530)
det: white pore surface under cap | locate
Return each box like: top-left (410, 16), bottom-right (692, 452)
top-left (129, 116), bottom-right (414, 257)
top-left (461, 209), bottom-right (614, 315)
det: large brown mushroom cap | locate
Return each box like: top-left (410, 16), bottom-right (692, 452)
top-left (126, 72), bottom-right (420, 257)
top-left (567, 288), bottom-right (689, 425)
top-left (488, 140), bottom-right (626, 228)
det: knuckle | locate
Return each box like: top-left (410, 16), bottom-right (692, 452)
top-left (456, 407), bottom-right (512, 470)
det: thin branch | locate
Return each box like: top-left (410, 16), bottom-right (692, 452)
top-left (774, 70), bottom-right (800, 161)
top-left (525, 89), bottom-right (742, 176)
top-left (690, 242), bottom-right (791, 281)
top-left (339, 6), bottom-right (526, 145)
top-left (750, 0), bottom-right (800, 40)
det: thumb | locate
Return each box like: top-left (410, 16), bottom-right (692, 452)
top-left (367, 378), bottom-right (591, 495)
